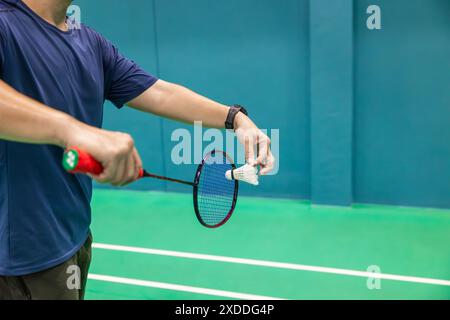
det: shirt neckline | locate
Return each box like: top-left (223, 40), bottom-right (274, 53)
top-left (16, 0), bottom-right (73, 36)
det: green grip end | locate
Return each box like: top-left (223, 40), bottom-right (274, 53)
top-left (63, 149), bottom-right (79, 172)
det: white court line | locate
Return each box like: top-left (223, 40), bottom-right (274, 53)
top-left (88, 274), bottom-right (284, 300)
top-left (93, 243), bottom-right (450, 287)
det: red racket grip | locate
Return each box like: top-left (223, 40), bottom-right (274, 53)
top-left (63, 147), bottom-right (103, 175)
top-left (63, 147), bottom-right (144, 178)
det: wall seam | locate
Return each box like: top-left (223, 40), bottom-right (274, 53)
top-left (151, 0), bottom-right (168, 192)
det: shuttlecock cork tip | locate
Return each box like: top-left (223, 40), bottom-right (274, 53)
top-left (225, 169), bottom-right (233, 181)
top-left (225, 164), bottom-right (259, 186)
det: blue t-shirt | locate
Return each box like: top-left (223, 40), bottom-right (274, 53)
top-left (0, 0), bottom-right (158, 276)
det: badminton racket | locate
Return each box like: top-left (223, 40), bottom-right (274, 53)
top-left (62, 147), bottom-right (239, 228)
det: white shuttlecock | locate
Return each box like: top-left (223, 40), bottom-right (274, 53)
top-left (225, 164), bottom-right (259, 186)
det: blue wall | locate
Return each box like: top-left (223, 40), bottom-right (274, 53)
top-left (75, 0), bottom-right (450, 208)
top-left (310, 0), bottom-right (354, 206)
top-left (354, 0), bottom-right (450, 208)
top-left (77, 0), bottom-right (311, 199)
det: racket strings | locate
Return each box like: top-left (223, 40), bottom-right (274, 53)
top-left (197, 155), bottom-right (236, 226)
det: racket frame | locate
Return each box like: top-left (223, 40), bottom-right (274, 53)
top-left (193, 150), bottom-right (239, 229)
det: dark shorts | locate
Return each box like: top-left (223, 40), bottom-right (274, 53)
top-left (0, 233), bottom-right (93, 300)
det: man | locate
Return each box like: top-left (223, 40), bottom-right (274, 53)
top-left (0, 0), bottom-right (275, 300)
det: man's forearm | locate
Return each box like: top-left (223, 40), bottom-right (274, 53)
top-left (128, 80), bottom-right (230, 128)
top-left (127, 79), bottom-right (275, 174)
top-left (0, 80), bottom-right (75, 146)
top-left (0, 80), bottom-right (147, 185)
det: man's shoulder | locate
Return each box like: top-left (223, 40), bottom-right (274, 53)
top-left (79, 23), bottom-right (98, 35)
top-left (77, 23), bottom-right (112, 48)
top-left (78, 23), bottom-right (102, 39)
top-left (71, 22), bottom-right (99, 41)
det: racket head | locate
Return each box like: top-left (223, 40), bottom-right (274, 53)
top-left (193, 150), bottom-right (238, 228)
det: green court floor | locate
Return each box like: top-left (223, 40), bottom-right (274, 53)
top-left (85, 189), bottom-right (450, 300)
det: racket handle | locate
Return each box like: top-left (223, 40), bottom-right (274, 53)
top-left (63, 147), bottom-right (103, 175)
top-left (63, 147), bottom-right (144, 178)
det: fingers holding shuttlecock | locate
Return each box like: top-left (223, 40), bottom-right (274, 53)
top-left (225, 164), bottom-right (259, 186)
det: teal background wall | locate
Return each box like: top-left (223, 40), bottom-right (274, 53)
top-left (77, 0), bottom-right (310, 199)
top-left (310, 0), bottom-right (354, 206)
top-left (155, 0), bottom-right (310, 198)
top-left (354, 0), bottom-right (450, 208)
top-left (75, 0), bottom-right (450, 209)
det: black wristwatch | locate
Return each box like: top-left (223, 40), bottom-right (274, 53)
top-left (225, 105), bottom-right (248, 130)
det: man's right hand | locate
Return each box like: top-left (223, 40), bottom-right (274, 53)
top-left (63, 123), bottom-right (142, 186)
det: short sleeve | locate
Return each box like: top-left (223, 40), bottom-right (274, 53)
top-left (99, 35), bottom-right (158, 108)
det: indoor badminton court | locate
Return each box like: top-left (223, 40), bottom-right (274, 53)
top-left (0, 0), bottom-right (449, 302)
top-left (80, 0), bottom-right (450, 300)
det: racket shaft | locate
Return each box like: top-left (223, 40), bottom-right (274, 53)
top-left (143, 172), bottom-right (195, 186)
top-left (63, 147), bottom-right (193, 186)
